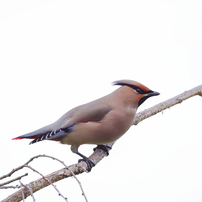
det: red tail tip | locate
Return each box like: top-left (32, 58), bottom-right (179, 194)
top-left (12, 138), bottom-right (23, 140)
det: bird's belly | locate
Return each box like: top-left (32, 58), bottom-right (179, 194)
top-left (60, 122), bottom-right (116, 146)
top-left (61, 110), bottom-right (135, 146)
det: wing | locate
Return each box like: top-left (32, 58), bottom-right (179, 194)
top-left (13, 102), bottom-right (112, 144)
top-left (28, 123), bottom-right (76, 144)
top-left (12, 125), bottom-right (53, 140)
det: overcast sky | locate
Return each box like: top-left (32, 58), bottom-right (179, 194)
top-left (0, 0), bottom-right (202, 201)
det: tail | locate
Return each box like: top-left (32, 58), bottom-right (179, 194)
top-left (12, 124), bottom-right (75, 144)
top-left (12, 125), bottom-right (52, 144)
top-left (12, 137), bottom-right (23, 140)
top-left (12, 131), bottom-right (50, 144)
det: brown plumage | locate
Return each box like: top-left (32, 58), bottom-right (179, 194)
top-left (13, 80), bottom-right (159, 171)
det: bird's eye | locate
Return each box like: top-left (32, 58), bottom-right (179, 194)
top-left (135, 88), bottom-right (143, 94)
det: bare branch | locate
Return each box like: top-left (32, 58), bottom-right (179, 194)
top-left (0, 174), bottom-right (28, 187)
top-left (36, 154), bottom-right (89, 202)
top-left (1, 84), bottom-right (202, 202)
top-left (26, 184), bottom-right (35, 202)
top-left (25, 165), bottom-right (68, 202)
top-left (0, 186), bottom-right (20, 189)
top-left (19, 181), bottom-right (25, 202)
top-left (133, 84), bottom-right (202, 125)
top-left (0, 166), bottom-right (25, 181)
top-left (0, 156), bottom-right (46, 181)
top-left (0, 154), bottom-right (89, 202)
top-left (1, 148), bottom-right (111, 202)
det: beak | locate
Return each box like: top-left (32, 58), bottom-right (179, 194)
top-left (138, 91), bottom-right (160, 107)
top-left (148, 91), bottom-right (160, 97)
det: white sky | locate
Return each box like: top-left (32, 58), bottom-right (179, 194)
top-left (0, 0), bottom-right (202, 201)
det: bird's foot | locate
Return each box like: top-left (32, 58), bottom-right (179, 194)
top-left (93, 144), bottom-right (112, 156)
top-left (78, 157), bottom-right (95, 172)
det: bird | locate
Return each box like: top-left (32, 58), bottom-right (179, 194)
top-left (13, 80), bottom-right (159, 171)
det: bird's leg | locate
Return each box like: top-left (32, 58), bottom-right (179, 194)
top-left (71, 145), bottom-right (95, 172)
top-left (93, 144), bottom-right (112, 156)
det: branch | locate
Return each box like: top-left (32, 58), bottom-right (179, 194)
top-left (2, 84), bottom-right (202, 202)
top-left (133, 84), bottom-right (202, 125)
top-left (0, 186), bottom-right (20, 189)
top-left (0, 155), bottom-right (89, 202)
top-left (0, 174), bottom-right (28, 187)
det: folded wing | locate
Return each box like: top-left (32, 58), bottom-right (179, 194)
top-left (13, 102), bottom-right (112, 145)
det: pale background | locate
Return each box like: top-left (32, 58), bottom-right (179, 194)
top-left (0, 0), bottom-right (202, 201)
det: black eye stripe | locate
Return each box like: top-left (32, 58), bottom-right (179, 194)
top-left (113, 82), bottom-right (152, 94)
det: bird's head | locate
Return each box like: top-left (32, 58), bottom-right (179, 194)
top-left (113, 79), bottom-right (160, 107)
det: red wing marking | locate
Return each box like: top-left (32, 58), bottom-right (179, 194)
top-left (79, 120), bottom-right (100, 124)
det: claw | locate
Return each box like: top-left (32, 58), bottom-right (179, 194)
top-left (93, 144), bottom-right (112, 156)
top-left (78, 158), bottom-right (95, 172)
top-left (71, 145), bottom-right (95, 172)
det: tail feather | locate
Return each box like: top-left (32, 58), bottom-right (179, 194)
top-left (12, 138), bottom-right (23, 140)
top-left (30, 124), bottom-right (75, 144)
top-left (29, 130), bottom-right (57, 144)
top-left (12, 124), bottom-right (54, 141)
top-left (13, 124), bottom-right (76, 145)
top-left (12, 133), bottom-right (48, 140)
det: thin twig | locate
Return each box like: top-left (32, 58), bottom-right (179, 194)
top-left (0, 154), bottom-right (87, 201)
top-left (26, 184), bottom-right (35, 202)
top-left (38, 154), bottom-right (89, 202)
top-left (19, 181), bottom-right (25, 202)
top-left (0, 156), bottom-right (44, 180)
top-left (0, 173), bottom-right (28, 187)
top-left (25, 165), bottom-right (68, 202)
top-left (0, 185), bottom-right (20, 189)
top-left (0, 154), bottom-right (88, 202)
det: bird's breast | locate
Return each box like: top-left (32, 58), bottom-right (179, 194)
top-left (101, 107), bottom-right (136, 136)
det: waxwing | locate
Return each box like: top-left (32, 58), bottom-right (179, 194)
top-left (13, 80), bottom-right (159, 171)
